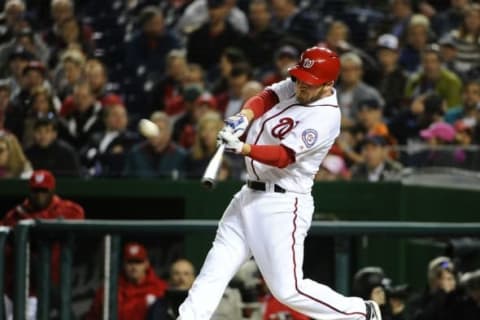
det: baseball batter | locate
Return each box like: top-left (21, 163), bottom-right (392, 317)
top-left (178, 47), bottom-right (382, 320)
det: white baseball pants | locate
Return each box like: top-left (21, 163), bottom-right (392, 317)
top-left (178, 186), bottom-right (367, 320)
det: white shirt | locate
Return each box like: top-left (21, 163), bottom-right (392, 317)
top-left (244, 79), bottom-right (341, 194)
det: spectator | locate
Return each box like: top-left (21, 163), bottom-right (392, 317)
top-left (186, 0), bottom-right (245, 74)
top-left (125, 6), bottom-right (180, 80)
top-left (399, 14), bottom-right (432, 73)
top-left (445, 80), bottom-right (480, 127)
top-left (350, 135), bottom-right (403, 182)
top-left (2, 169), bottom-right (84, 319)
top-left (220, 63), bottom-right (252, 117)
top-left (124, 111), bottom-right (187, 178)
top-left (0, 26), bottom-right (49, 76)
top-left (173, 90), bottom-right (217, 149)
top-left (432, 0), bottom-right (470, 37)
top-left (261, 44), bottom-right (299, 86)
top-left (389, 93), bottom-right (445, 145)
top-left (14, 60), bottom-right (51, 115)
top-left (54, 49), bottom-right (85, 100)
top-left (84, 59), bottom-right (123, 107)
top-left (0, 130), bottom-right (32, 178)
top-left (0, 0), bottom-right (26, 44)
top-left (0, 79), bottom-right (19, 133)
top-left (44, 0), bottom-right (94, 61)
top-left (211, 46), bottom-right (248, 96)
top-left (375, 34), bottom-right (408, 118)
top-left (81, 104), bottom-right (139, 177)
top-left (336, 52), bottom-right (384, 127)
top-left (454, 270), bottom-right (480, 320)
top-left (243, 0), bottom-right (281, 70)
top-left (314, 154), bottom-right (350, 181)
top-left (447, 4), bottom-right (480, 75)
top-left (25, 117), bottom-right (81, 176)
top-left (176, 0), bottom-right (249, 36)
top-left (87, 242), bottom-right (168, 320)
top-left (317, 21), bottom-right (378, 84)
top-left (49, 16), bottom-right (94, 68)
top-left (418, 122), bottom-right (466, 167)
top-left (149, 49), bottom-right (190, 117)
top-left (386, 0), bottom-right (413, 39)
top-left (170, 258), bottom-right (196, 290)
top-left (387, 284), bottom-right (411, 320)
top-left (185, 111), bottom-right (224, 178)
top-left (438, 36), bottom-right (464, 79)
top-left (240, 80), bottom-right (263, 102)
top-left (353, 267), bottom-right (389, 318)
top-left (270, 0), bottom-right (321, 46)
top-left (4, 45), bottom-right (32, 97)
top-left (59, 80), bottom-right (104, 149)
top-left (148, 257), bottom-right (243, 320)
top-left (409, 256), bottom-right (458, 320)
top-left (405, 46), bottom-right (463, 108)
top-left (60, 59), bottom-right (123, 116)
top-left (358, 99), bottom-right (390, 138)
top-left (21, 86), bottom-right (57, 148)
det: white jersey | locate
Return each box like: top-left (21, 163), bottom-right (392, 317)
top-left (244, 78), bottom-right (341, 193)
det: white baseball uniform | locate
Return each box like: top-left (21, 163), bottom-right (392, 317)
top-left (178, 78), bottom-right (367, 320)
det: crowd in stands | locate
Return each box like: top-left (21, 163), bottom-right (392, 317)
top-left (0, 0), bottom-right (480, 181)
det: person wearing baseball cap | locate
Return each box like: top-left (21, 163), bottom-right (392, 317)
top-left (2, 169), bottom-right (84, 223)
top-left (375, 34), bottom-right (407, 118)
top-left (1, 169), bottom-right (84, 319)
top-left (350, 135), bottom-right (403, 182)
top-left (87, 242), bottom-right (168, 320)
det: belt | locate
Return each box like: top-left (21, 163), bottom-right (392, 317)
top-left (247, 180), bottom-right (286, 193)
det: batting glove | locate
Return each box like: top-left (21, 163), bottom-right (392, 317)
top-left (224, 113), bottom-right (249, 138)
top-left (218, 129), bottom-right (244, 154)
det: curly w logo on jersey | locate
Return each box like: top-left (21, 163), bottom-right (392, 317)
top-left (271, 117), bottom-right (295, 139)
top-left (302, 129), bottom-right (318, 148)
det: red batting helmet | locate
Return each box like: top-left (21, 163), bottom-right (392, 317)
top-left (288, 47), bottom-right (340, 86)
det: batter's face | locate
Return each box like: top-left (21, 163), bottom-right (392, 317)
top-left (294, 80), bottom-right (333, 104)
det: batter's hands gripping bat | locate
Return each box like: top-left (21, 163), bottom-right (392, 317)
top-left (201, 144), bottom-right (225, 189)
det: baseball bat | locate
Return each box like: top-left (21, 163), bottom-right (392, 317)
top-left (201, 144), bottom-right (225, 189)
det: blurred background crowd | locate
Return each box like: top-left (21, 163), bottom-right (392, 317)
top-left (1, 0), bottom-right (480, 181)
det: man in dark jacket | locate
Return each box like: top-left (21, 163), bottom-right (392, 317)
top-left (81, 104), bottom-right (139, 177)
top-left (124, 111), bottom-right (187, 178)
top-left (25, 117), bottom-right (81, 176)
top-left (350, 135), bottom-right (403, 182)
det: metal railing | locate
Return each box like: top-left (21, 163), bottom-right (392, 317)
top-left (10, 220), bottom-right (480, 320)
top-left (0, 226), bottom-right (10, 319)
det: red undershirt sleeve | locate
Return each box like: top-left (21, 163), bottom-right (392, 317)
top-left (249, 144), bottom-right (295, 168)
top-left (242, 89), bottom-right (279, 119)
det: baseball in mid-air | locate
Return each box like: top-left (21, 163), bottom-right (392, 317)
top-left (138, 119), bottom-right (160, 138)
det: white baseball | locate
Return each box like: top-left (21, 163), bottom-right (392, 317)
top-left (138, 119), bottom-right (160, 138)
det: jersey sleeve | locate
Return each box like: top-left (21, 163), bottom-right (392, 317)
top-left (281, 110), bottom-right (340, 156)
top-left (266, 78), bottom-right (295, 102)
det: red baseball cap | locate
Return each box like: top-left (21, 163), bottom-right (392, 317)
top-left (123, 242), bottom-right (148, 262)
top-left (29, 170), bottom-right (56, 190)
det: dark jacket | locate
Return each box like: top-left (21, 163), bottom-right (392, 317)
top-left (123, 141), bottom-right (187, 178)
top-left (377, 67), bottom-right (408, 118)
top-left (59, 102), bottom-right (105, 149)
top-left (25, 139), bottom-right (82, 177)
top-left (350, 160), bottom-right (404, 182)
top-left (81, 130), bottom-right (140, 177)
top-left (187, 22), bottom-right (244, 72)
